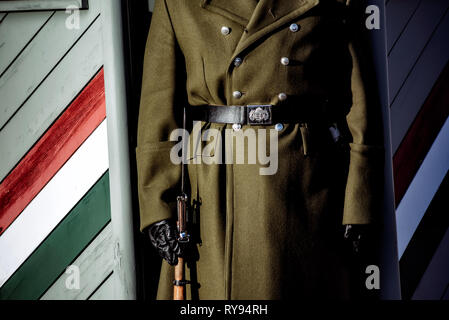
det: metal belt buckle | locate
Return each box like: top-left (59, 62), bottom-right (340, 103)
top-left (247, 105), bottom-right (272, 125)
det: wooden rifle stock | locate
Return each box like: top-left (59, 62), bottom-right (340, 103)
top-left (174, 107), bottom-right (189, 300)
top-left (174, 257), bottom-right (185, 300)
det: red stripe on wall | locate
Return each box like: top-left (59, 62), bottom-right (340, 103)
top-left (0, 68), bottom-right (106, 235)
top-left (393, 63), bottom-right (449, 207)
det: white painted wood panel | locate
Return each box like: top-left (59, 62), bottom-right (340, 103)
top-left (0, 0), bottom-right (101, 130)
top-left (0, 120), bottom-right (109, 288)
top-left (388, 0), bottom-right (449, 104)
top-left (0, 18), bottom-right (103, 182)
top-left (390, 11), bottom-right (449, 152)
top-left (41, 223), bottom-right (114, 300)
top-left (386, 0), bottom-right (420, 52)
top-left (0, 11), bottom-right (53, 75)
top-left (88, 273), bottom-right (114, 300)
top-left (0, 1), bottom-right (86, 12)
top-left (396, 117), bottom-right (449, 258)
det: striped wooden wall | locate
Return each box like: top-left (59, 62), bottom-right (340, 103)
top-left (0, 0), bottom-right (114, 300)
top-left (386, 0), bottom-right (449, 300)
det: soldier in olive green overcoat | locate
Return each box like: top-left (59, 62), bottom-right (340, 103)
top-left (136, 0), bottom-right (385, 299)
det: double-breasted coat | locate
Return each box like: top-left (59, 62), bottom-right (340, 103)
top-left (136, 0), bottom-right (385, 299)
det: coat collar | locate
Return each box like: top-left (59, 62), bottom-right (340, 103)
top-left (200, 0), bottom-right (320, 28)
top-left (201, 0), bottom-right (320, 57)
top-left (200, 0), bottom-right (259, 26)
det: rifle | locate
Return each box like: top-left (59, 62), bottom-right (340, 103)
top-left (174, 107), bottom-right (190, 300)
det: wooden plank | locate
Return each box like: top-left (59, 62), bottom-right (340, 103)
top-left (412, 227), bottom-right (449, 300)
top-left (0, 0), bottom-right (101, 130)
top-left (393, 63), bottom-right (449, 206)
top-left (88, 273), bottom-right (114, 300)
top-left (0, 17), bottom-right (103, 182)
top-left (388, 0), bottom-right (449, 103)
top-left (0, 11), bottom-right (53, 76)
top-left (0, 121), bottom-right (109, 288)
top-left (399, 172), bottom-right (449, 299)
top-left (0, 172), bottom-right (111, 300)
top-left (396, 117), bottom-right (449, 258)
top-left (390, 11), bottom-right (449, 153)
top-left (41, 223), bottom-right (113, 300)
top-left (0, 1), bottom-right (87, 12)
top-left (386, 0), bottom-right (420, 53)
top-left (101, 0), bottom-right (137, 299)
top-left (0, 69), bottom-right (105, 235)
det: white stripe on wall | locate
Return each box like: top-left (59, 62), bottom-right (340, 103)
top-left (0, 11), bottom-right (53, 75)
top-left (88, 273), bottom-right (114, 300)
top-left (0, 120), bottom-right (109, 287)
top-left (396, 116), bottom-right (449, 258)
top-left (0, 0), bottom-right (101, 130)
top-left (386, 0), bottom-right (420, 52)
top-left (388, 0), bottom-right (449, 102)
top-left (0, 18), bottom-right (103, 182)
top-left (390, 11), bottom-right (449, 152)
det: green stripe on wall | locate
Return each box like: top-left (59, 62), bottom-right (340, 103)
top-left (0, 171), bottom-right (111, 300)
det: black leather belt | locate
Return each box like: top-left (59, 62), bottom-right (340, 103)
top-left (188, 99), bottom-right (330, 126)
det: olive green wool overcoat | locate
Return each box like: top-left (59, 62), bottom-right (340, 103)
top-left (136, 0), bottom-right (385, 299)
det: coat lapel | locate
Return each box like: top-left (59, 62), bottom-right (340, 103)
top-left (201, 0), bottom-right (321, 60)
top-left (200, 0), bottom-right (259, 27)
top-left (233, 0), bottom-right (320, 58)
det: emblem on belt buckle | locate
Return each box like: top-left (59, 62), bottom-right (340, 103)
top-left (247, 105), bottom-right (272, 125)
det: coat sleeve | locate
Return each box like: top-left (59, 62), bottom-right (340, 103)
top-left (136, 0), bottom-right (186, 231)
top-left (342, 0), bottom-right (385, 225)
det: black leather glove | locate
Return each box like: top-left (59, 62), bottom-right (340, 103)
top-left (344, 224), bottom-right (372, 255)
top-left (147, 219), bottom-right (183, 266)
top-left (344, 224), bottom-right (381, 299)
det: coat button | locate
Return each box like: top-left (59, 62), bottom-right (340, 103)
top-left (275, 123), bottom-right (284, 131)
top-left (278, 93), bottom-right (287, 101)
top-left (234, 57), bottom-right (243, 67)
top-left (233, 91), bottom-right (242, 99)
top-left (221, 26), bottom-right (231, 35)
top-left (232, 123), bottom-right (242, 131)
top-left (289, 23), bottom-right (300, 32)
top-left (280, 57), bottom-right (290, 66)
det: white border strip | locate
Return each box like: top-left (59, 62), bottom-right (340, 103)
top-left (0, 1), bottom-right (86, 12)
top-left (396, 116), bottom-right (449, 258)
top-left (0, 120), bottom-right (109, 287)
top-left (101, 0), bottom-right (136, 299)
